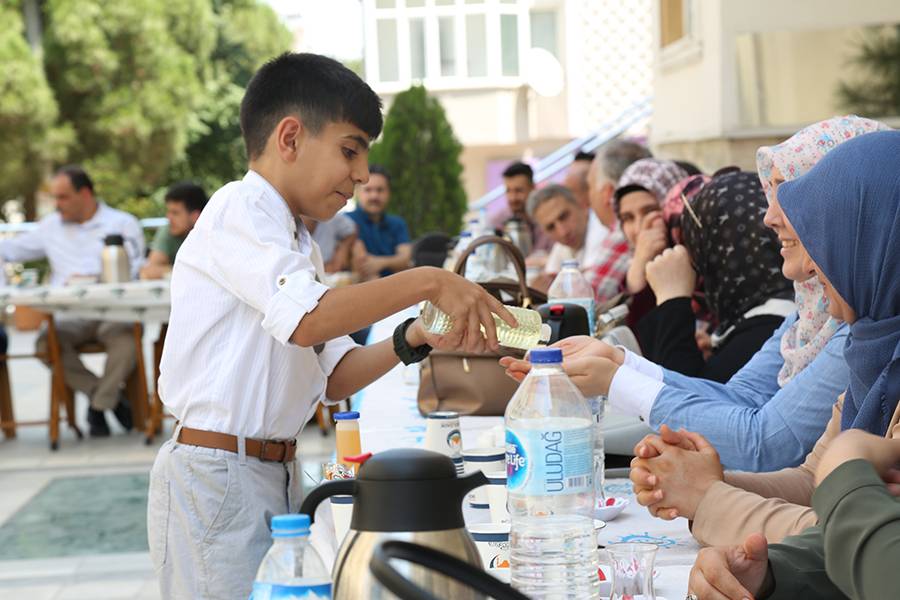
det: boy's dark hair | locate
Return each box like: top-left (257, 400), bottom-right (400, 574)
top-left (502, 161), bottom-right (534, 183)
top-left (368, 164), bottom-right (391, 189)
top-left (574, 151), bottom-right (596, 162)
top-left (240, 52), bottom-right (383, 160)
top-left (55, 165), bottom-right (94, 194)
top-left (165, 182), bottom-right (208, 214)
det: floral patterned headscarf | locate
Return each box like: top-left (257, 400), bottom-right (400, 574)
top-left (757, 115), bottom-right (891, 386)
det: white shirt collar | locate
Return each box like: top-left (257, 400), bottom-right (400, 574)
top-left (242, 170), bottom-right (313, 254)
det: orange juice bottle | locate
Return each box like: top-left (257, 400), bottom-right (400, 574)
top-left (334, 411), bottom-right (362, 473)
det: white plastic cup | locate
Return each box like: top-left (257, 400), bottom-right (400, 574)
top-left (424, 411), bottom-right (462, 459)
top-left (468, 522), bottom-right (510, 572)
top-left (463, 447), bottom-right (506, 508)
top-left (485, 470), bottom-right (509, 524)
top-left (330, 495), bottom-right (354, 545)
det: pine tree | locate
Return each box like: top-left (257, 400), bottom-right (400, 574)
top-left (837, 24), bottom-right (900, 117)
top-left (369, 86), bottom-right (466, 240)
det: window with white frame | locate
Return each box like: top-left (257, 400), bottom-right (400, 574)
top-left (365, 0), bottom-right (532, 89)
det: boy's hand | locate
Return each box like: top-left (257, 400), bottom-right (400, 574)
top-left (553, 336), bottom-right (625, 365)
top-left (428, 269), bottom-right (517, 353)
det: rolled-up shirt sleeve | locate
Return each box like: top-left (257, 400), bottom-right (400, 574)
top-left (193, 190), bottom-right (331, 346)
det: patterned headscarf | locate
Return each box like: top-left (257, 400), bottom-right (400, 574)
top-left (663, 174), bottom-right (711, 245)
top-left (614, 159), bottom-right (689, 212)
top-left (680, 170), bottom-right (793, 334)
top-left (779, 130), bottom-right (900, 434)
top-left (757, 115), bottom-right (890, 386)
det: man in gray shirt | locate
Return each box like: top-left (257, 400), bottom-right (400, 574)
top-left (301, 213), bottom-right (357, 273)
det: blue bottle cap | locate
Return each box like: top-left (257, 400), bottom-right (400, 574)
top-left (561, 259), bottom-right (580, 269)
top-left (270, 514), bottom-right (310, 538)
top-left (529, 348), bottom-right (563, 364)
top-left (333, 411), bottom-right (360, 421)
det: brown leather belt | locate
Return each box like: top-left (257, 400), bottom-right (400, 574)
top-left (177, 426), bottom-right (297, 463)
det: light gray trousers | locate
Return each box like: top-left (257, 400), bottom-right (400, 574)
top-left (147, 432), bottom-right (304, 600)
top-left (35, 318), bottom-right (136, 410)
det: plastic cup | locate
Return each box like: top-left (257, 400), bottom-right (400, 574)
top-left (330, 495), bottom-right (354, 545)
top-left (424, 411), bottom-right (462, 459)
top-left (484, 470), bottom-right (510, 524)
top-left (468, 522), bottom-right (510, 573)
top-left (463, 447), bottom-right (506, 508)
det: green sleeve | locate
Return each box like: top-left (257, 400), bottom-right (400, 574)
top-left (765, 527), bottom-right (845, 600)
top-left (149, 225), bottom-right (184, 260)
top-left (812, 458), bottom-right (900, 600)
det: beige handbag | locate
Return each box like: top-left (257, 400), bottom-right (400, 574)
top-left (416, 236), bottom-right (547, 416)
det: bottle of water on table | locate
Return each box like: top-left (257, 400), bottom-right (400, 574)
top-left (505, 348), bottom-right (599, 599)
top-left (548, 259), bottom-right (597, 335)
top-left (250, 514), bottom-right (331, 599)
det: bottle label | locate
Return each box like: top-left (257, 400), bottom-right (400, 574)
top-left (505, 426), bottom-right (592, 495)
top-left (250, 581), bottom-right (332, 599)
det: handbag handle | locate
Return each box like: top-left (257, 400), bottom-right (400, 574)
top-left (453, 235), bottom-right (533, 308)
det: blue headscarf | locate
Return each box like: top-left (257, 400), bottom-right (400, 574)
top-left (779, 130), bottom-right (900, 434)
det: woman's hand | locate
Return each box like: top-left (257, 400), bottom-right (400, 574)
top-left (688, 533), bottom-right (770, 600)
top-left (626, 214), bottom-right (668, 294)
top-left (553, 336), bottom-right (626, 365)
top-left (500, 355), bottom-right (620, 396)
top-left (815, 429), bottom-right (900, 494)
top-left (630, 427), bottom-right (724, 520)
top-left (645, 245), bottom-right (697, 305)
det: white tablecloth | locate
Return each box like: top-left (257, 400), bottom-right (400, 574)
top-left (350, 309), bottom-right (696, 599)
top-left (0, 281), bottom-right (171, 323)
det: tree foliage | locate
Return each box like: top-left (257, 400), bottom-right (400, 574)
top-left (837, 25), bottom-right (900, 118)
top-left (369, 86), bottom-right (466, 239)
top-left (0, 3), bottom-right (70, 209)
top-left (166, 0), bottom-right (293, 194)
top-left (42, 0), bottom-right (214, 203)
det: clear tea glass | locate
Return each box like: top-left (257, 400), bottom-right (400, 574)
top-left (607, 542), bottom-right (657, 600)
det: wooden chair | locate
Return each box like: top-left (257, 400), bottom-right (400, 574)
top-left (0, 313), bottom-right (83, 449)
top-left (314, 400), bottom-right (349, 436)
top-left (144, 323), bottom-right (172, 445)
top-left (71, 324), bottom-right (151, 436)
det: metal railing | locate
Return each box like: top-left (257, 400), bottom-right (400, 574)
top-left (469, 96), bottom-right (653, 211)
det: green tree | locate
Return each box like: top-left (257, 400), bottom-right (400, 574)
top-left (369, 86), bottom-right (466, 239)
top-left (0, 2), bottom-right (71, 216)
top-left (837, 24), bottom-right (900, 117)
top-left (41, 0), bottom-right (214, 204)
top-left (166, 0), bottom-right (293, 193)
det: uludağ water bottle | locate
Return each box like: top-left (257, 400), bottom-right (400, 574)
top-left (548, 259), bottom-right (597, 335)
top-left (249, 514), bottom-right (332, 600)
top-left (505, 347), bottom-right (599, 599)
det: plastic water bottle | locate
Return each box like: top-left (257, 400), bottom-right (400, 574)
top-left (250, 514), bottom-right (332, 600)
top-left (420, 302), bottom-right (551, 350)
top-left (588, 396), bottom-right (607, 505)
top-left (548, 260), bottom-right (597, 335)
top-left (505, 348), bottom-right (599, 598)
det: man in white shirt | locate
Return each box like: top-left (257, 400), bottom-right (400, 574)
top-left (148, 53), bottom-right (514, 600)
top-left (0, 166), bottom-right (145, 437)
top-left (528, 183), bottom-right (609, 292)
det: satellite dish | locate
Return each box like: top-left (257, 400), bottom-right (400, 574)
top-left (524, 47), bottom-right (565, 97)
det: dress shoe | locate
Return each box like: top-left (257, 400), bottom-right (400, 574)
top-left (87, 408), bottom-right (110, 437)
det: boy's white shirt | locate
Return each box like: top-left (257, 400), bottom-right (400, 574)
top-left (159, 170), bottom-right (358, 440)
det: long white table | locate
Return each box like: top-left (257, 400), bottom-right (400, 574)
top-left (1, 281), bottom-right (171, 445)
top-left (351, 308), bottom-right (696, 598)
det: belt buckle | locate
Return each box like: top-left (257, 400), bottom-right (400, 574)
top-left (258, 440), bottom-right (284, 462)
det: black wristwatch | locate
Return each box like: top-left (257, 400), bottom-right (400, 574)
top-left (393, 317), bottom-right (432, 365)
